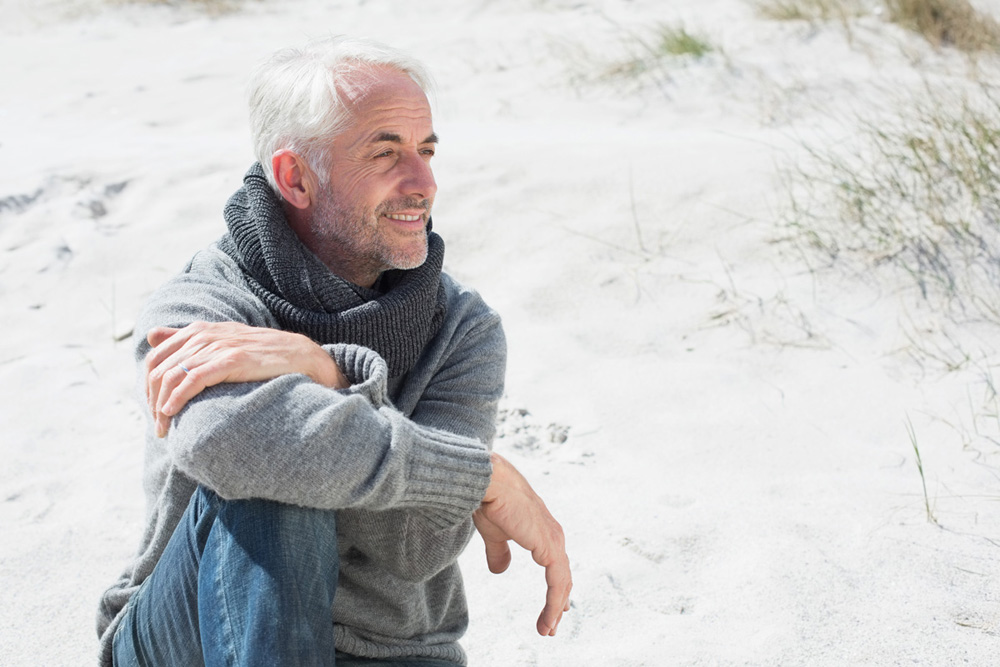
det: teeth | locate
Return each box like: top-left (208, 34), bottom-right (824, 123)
top-left (386, 214), bottom-right (421, 222)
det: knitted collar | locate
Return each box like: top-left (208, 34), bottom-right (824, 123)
top-left (218, 163), bottom-right (446, 378)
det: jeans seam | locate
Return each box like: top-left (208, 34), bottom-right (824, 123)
top-left (214, 561), bottom-right (240, 666)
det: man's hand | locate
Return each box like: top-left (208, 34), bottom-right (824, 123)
top-left (473, 452), bottom-right (572, 637)
top-left (144, 321), bottom-right (349, 437)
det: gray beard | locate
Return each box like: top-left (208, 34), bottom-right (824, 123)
top-left (310, 189), bottom-right (431, 280)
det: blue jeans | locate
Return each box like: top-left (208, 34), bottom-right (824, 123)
top-left (112, 487), bottom-right (460, 667)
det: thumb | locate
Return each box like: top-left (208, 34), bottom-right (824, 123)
top-left (473, 509), bottom-right (512, 574)
top-left (484, 538), bottom-right (512, 574)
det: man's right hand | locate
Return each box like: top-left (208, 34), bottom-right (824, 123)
top-left (473, 452), bottom-right (572, 637)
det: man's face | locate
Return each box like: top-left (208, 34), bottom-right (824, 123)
top-left (309, 67), bottom-right (438, 286)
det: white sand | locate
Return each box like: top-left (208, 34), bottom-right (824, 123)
top-left (2, 0), bottom-right (998, 664)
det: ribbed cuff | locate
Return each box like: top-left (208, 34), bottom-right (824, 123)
top-left (333, 627), bottom-right (468, 665)
top-left (396, 417), bottom-right (493, 529)
top-left (324, 343), bottom-right (388, 407)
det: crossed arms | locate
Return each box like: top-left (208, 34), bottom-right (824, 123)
top-left (141, 308), bottom-right (571, 636)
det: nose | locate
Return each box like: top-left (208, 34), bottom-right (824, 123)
top-left (400, 152), bottom-right (437, 202)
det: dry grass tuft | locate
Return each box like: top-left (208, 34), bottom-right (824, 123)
top-left (883, 0), bottom-right (1000, 52)
top-left (782, 85), bottom-right (1000, 366)
top-left (654, 24), bottom-right (715, 58)
top-left (560, 22), bottom-right (717, 99)
top-left (757, 0), bottom-right (1000, 53)
top-left (601, 23), bottom-right (714, 78)
top-left (110, 0), bottom-right (252, 15)
top-left (755, 0), bottom-right (869, 22)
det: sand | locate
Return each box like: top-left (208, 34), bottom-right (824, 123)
top-left (1, 0), bottom-right (998, 664)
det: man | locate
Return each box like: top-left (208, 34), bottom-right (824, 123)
top-left (96, 36), bottom-right (571, 666)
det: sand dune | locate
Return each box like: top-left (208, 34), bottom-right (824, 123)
top-left (1, 0), bottom-right (997, 664)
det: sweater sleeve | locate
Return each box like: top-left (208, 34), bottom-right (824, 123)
top-left (331, 304), bottom-right (506, 581)
top-left (136, 251), bottom-right (496, 529)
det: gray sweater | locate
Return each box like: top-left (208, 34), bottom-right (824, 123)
top-left (96, 241), bottom-right (505, 665)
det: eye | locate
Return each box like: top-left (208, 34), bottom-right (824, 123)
top-left (374, 149), bottom-right (394, 159)
top-left (420, 147), bottom-right (436, 157)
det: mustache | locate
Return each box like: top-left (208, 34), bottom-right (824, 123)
top-left (375, 198), bottom-right (432, 216)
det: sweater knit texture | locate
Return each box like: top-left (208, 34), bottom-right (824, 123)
top-left (95, 165), bottom-right (505, 666)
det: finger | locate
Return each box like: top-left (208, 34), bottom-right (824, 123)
top-left (154, 362), bottom-right (190, 435)
top-left (145, 326), bottom-right (197, 411)
top-left (147, 348), bottom-right (187, 423)
top-left (147, 357), bottom-right (166, 426)
top-left (155, 354), bottom-right (199, 416)
top-left (146, 326), bottom-right (181, 348)
top-left (161, 357), bottom-right (226, 417)
top-left (145, 326), bottom-right (196, 375)
top-left (155, 410), bottom-right (170, 439)
top-left (537, 556), bottom-right (573, 637)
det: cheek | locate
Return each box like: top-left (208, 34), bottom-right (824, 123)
top-left (336, 167), bottom-right (391, 209)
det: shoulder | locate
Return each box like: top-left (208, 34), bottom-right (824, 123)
top-left (433, 272), bottom-right (505, 361)
top-left (431, 271), bottom-right (506, 362)
top-left (134, 240), bottom-right (275, 358)
top-left (139, 242), bottom-right (260, 321)
top-left (184, 241), bottom-right (246, 282)
top-left (439, 271), bottom-right (502, 331)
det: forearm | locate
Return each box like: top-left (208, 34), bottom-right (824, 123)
top-left (146, 324), bottom-right (349, 436)
top-left (163, 371), bottom-right (492, 527)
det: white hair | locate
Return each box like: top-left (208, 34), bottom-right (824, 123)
top-left (247, 36), bottom-right (433, 193)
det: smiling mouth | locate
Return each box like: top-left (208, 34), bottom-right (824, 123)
top-left (384, 213), bottom-right (423, 222)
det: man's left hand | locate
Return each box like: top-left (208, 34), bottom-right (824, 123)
top-left (144, 321), bottom-right (348, 437)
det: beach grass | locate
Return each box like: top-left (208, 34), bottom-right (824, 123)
top-left (756, 0), bottom-right (1000, 52)
top-left (654, 24), bottom-right (714, 58)
top-left (884, 0), bottom-right (1000, 52)
top-left (599, 22), bottom-right (714, 81)
top-left (109, 0), bottom-right (251, 13)
top-left (905, 416), bottom-right (940, 525)
top-left (754, 0), bottom-right (868, 22)
top-left (781, 85), bottom-right (1000, 365)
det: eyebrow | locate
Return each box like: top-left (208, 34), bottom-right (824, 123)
top-left (371, 131), bottom-right (439, 145)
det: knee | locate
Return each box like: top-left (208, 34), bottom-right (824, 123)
top-left (206, 490), bottom-right (340, 559)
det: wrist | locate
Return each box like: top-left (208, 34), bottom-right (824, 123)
top-left (305, 337), bottom-right (347, 388)
top-left (482, 452), bottom-right (505, 504)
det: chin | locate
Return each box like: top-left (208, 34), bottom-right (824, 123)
top-left (378, 250), bottom-right (427, 273)
top-left (392, 240), bottom-right (429, 270)
top-left (395, 251), bottom-right (429, 270)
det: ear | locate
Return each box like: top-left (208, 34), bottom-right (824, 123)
top-left (272, 150), bottom-right (314, 210)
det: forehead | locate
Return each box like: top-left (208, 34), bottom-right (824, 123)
top-left (336, 66), bottom-right (433, 139)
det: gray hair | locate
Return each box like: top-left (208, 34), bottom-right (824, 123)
top-left (247, 36), bottom-right (433, 193)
